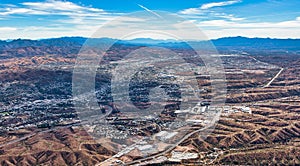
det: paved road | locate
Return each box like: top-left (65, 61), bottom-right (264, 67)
top-left (0, 133), bottom-right (36, 148)
top-left (264, 68), bottom-right (284, 88)
top-left (247, 56), bottom-right (284, 88)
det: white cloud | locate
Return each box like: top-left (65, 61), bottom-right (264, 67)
top-left (0, 7), bottom-right (48, 16)
top-left (0, 1), bottom-right (299, 40)
top-left (177, 1), bottom-right (300, 39)
top-left (180, 0), bottom-right (242, 15)
top-left (0, 0), bottom-right (121, 35)
top-left (0, 27), bottom-right (17, 32)
top-left (1, 16), bottom-right (300, 40)
top-left (0, 26), bottom-right (94, 40)
top-left (198, 17), bottom-right (300, 39)
top-left (213, 13), bottom-right (244, 21)
top-left (200, 0), bottom-right (242, 10)
top-left (22, 0), bottom-right (99, 12)
top-left (0, 0), bottom-right (108, 17)
top-left (21, 0), bottom-right (106, 16)
top-left (179, 7), bottom-right (202, 15)
top-left (198, 17), bottom-right (300, 28)
top-left (178, 1), bottom-right (244, 22)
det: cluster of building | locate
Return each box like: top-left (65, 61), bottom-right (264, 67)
top-left (222, 106), bottom-right (252, 115)
top-left (0, 98), bottom-right (77, 132)
top-left (169, 151), bottom-right (199, 162)
top-left (155, 131), bottom-right (178, 141)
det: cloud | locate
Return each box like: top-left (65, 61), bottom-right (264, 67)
top-left (0, 0), bottom-right (299, 40)
top-left (179, 10), bottom-right (244, 22)
top-left (198, 17), bottom-right (300, 28)
top-left (0, 7), bottom-right (48, 16)
top-left (0, 0), bottom-right (123, 39)
top-left (21, 0), bottom-right (106, 16)
top-left (0, 0), bottom-right (121, 34)
top-left (178, 1), bottom-right (243, 21)
top-left (0, 27), bottom-right (17, 32)
top-left (22, 0), bottom-right (102, 12)
top-left (213, 13), bottom-right (244, 21)
top-left (179, 7), bottom-right (202, 15)
top-left (197, 17), bottom-right (300, 39)
top-left (0, 0), bottom-right (108, 17)
top-left (0, 25), bottom-right (95, 40)
top-left (1, 16), bottom-right (300, 40)
top-left (177, 0), bottom-right (300, 39)
top-left (200, 0), bottom-right (242, 10)
top-left (180, 0), bottom-right (242, 15)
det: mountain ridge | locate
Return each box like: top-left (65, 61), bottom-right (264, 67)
top-left (0, 36), bottom-right (299, 58)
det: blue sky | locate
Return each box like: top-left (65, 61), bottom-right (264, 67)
top-left (0, 0), bottom-right (299, 39)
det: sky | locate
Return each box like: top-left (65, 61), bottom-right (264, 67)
top-left (0, 0), bottom-right (300, 40)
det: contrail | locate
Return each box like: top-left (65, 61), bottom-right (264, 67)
top-left (137, 4), bottom-right (162, 18)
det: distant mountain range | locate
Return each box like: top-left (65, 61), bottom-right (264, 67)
top-left (0, 36), bottom-right (300, 57)
top-left (211, 36), bottom-right (300, 55)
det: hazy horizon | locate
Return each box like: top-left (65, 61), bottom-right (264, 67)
top-left (0, 0), bottom-right (300, 40)
top-left (2, 35), bottom-right (300, 42)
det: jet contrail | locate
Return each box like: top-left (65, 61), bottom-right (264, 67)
top-left (137, 4), bottom-right (162, 18)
